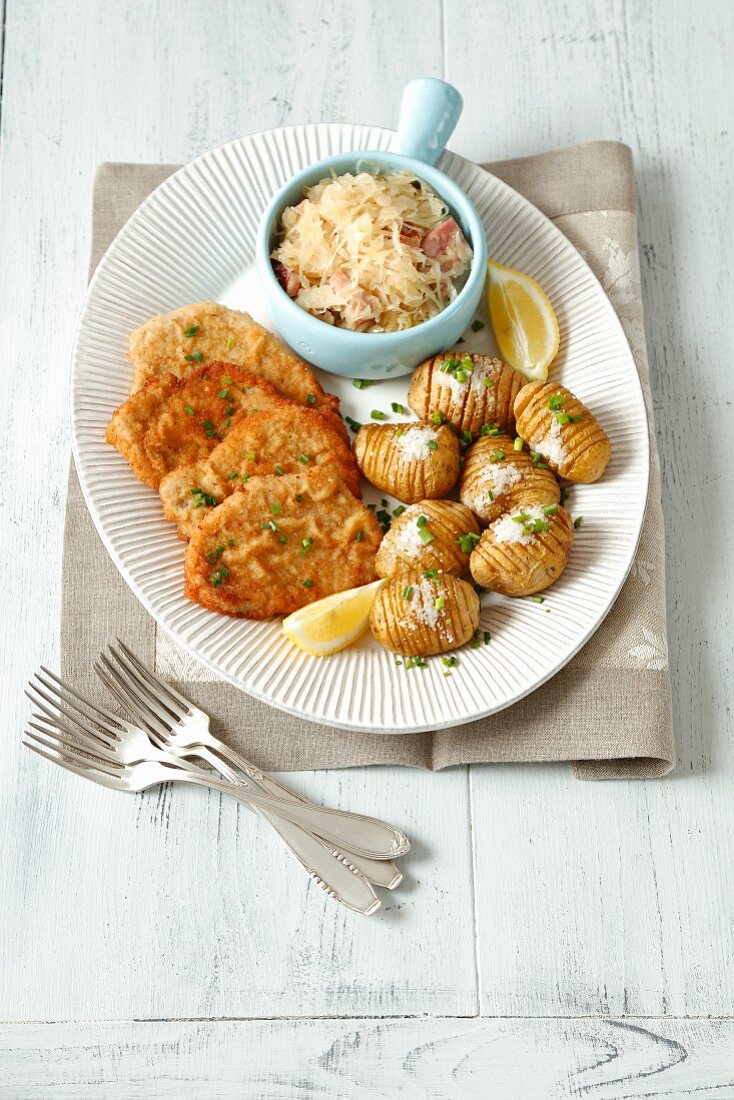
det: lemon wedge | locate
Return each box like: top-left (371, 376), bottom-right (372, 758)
top-left (282, 579), bottom-right (386, 657)
top-left (485, 258), bottom-right (560, 381)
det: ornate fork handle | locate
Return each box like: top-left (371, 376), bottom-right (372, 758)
top-left (174, 769), bottom-right (410, 861)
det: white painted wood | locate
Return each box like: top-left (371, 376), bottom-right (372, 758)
top-left (2, 1017), bottom-right (734, 1099)
top-left (0, 0), bottom-right (479, 1021)
top-left (449, 0), bottom-right (734, 1017)
top-left (1, 0), bottom-right (733, 1082)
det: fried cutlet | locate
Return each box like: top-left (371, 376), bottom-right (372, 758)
top-left (159, 405), bottom-right (362, 540)
top-left (106, 362), bottom-right (290, 489)
top-left (184, 468), bottom-right (382, 619)
top-left (128, 300), bottom-right (341, 419)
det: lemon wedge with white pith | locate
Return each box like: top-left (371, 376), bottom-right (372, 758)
top-left (485, 259), bottom-right (560, 381)
top-left (282, 579), bottom-right (386, 657)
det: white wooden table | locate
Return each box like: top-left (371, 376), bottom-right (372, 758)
top-left (1, 1), bottom-right (732, 1095)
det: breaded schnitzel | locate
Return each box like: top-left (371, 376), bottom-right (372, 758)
top-left (184, 468), bottom-right (382, 619)
top-left (159, 405), bottom-right (362, 540)
top-left (128, 300), bottom-right (340, 419)
top-left (106, 362), bottom-right (289, 489)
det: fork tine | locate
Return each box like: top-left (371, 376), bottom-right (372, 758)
top-left (106, 644), bottom-right (181, 727)
top-left (98, 646), bottom-right (177, 734)
top-left (38, 666), bottom-right (125, 729)
top-left (93, 662), bottom-right (167, 753)
top-left (24, 729), bottom-right (123, 777)
top-left (23, 740), bottom-right (128, 791)
top-left (116, 639), bottom-right (193, 716)
top-left (28, 718), bottom-right (122, 764)
top-left (25, 683), bottom-right (117, 747)
top-left (95, 656), bottom-right (173, 742)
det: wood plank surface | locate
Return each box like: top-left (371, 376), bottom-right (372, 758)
top-left (1, 0), bottom-right (733, 1089)
top-left (2, 1017), bottom-right (734, 1099)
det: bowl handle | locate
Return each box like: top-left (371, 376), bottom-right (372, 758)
top-left (392, 78), bottom-right (463, 166)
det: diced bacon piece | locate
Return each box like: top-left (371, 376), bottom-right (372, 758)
top-left (399, 222), bottom-right (423, 247)
top-left (422, 217), bottom-right (473, 274)
top-left (342, 290), bottom-right (379, 330)
top-left (329, 270), bottom-right (351, 293)
top-left (273, 261), bottom-right (300, 297)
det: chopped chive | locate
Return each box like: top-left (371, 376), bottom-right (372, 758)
top-left (427, 439), bottom-right (438, 452)
top-left (434, 596), bottom-right (446, 610)
top-left (574, 515), bottom-right (584, 529)
top-left (419, 528), bottom-right (435, 544)
top-left (461, 355), bottom-right (474, 371)
top-left (225, 405), bottom-right (235, 415)
top-left (191, 487), bottom-right (217, 508)
top-left (416, 515), bottom-right (428, 528)
top-left (209, 565), bottom-right (230, 587)
top-left (569, 414), bottom-right (583, 423)
top-left (402, 585), bottom-right (414, 600)
top-left (202, 420), bottom-right (214, 430)
top-left (185, 404), bottom-right (195, 416)
top-left (243, 452), bottom-right (255, 461)
top-left (303, 579), bottom-right (314, 588)
top-left (414, 656), bottom-right (428, 669)
top-left (223, 376), bottom-right (232, 386)
top-left (298, 453), bottom-right (310, 464)
top-left (487, 489), bottom-right (494, 501)
top-left (542, 504), bottom-right (559, 515)
top-left (480, 423), bottom-right (499, 437)
top-left (223, 418), bottom-right (231, 429)
top-left (391, 402), bottom-right (406, 414)
top-left (370, 409), bottom-right (386, 420)
top-left (205, 545), bottom-right (225, 565)
top-left (352, 378), bottom-right (370, 389)
top-left (278, 535), bottom-right (287, 544)
top-left (490, 449), bottom-right (506, 463)
top-left (548, 393), bottom-right (565, 411)
top-left (483, 631), bottom-right (491, 644)
top-left (423, 567), bottom-right (439, 580)
top-left (242, 474), bottom-right (250, 482)
top-left (555, 412), bottom-right (571, 424)
top-left (513, 437), bottom-right (524, 452)
top-left (455, 370), bottom-right (467, 384)
top-left (301, 538), bottom-right (312, 551)
top-left (184, 325), bottom-right (200, 337)
top-left (270, 502), bottom-right (282, 515)
top-left (306, 394), bottom-right (316, 404)
top-left (226, 336), bottom-right (235, 350)
top-left (431, 410), bottom-right (444, 425)
top-left (218, 388), bottom-right (229, 399)
top-left (457, 532), bottom-right (480, 553)
top-left (471, 319), bottom-right (485, 332)
top-left (274, 464), bottom-right (285, 476)
top-left (482, 377), bottom-right (494, 388)
top-left (228, 538), bottom-right (235, 547)
top-left (531, 595), bottom-right (545, 604)
top-left (442, 655), bottom-right (458, 667)
top-left (393, 505), bottom-right (407, 517)
top-left (395, 426), bottom-right (405, 438)
top-left (345, 416), bottom-right (362, 432)
top-left (355, 529), bottom-right (364, 542)
top-left (184, 351), bottom-right (203, 362)
top-left (459, 430), bottom-right (473, 450)
top-left (261, 520), bottom-right (278, 532)
top-left (227, 471), bottom-right (238, 479)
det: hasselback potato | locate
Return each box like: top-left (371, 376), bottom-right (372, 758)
top-left (407, 353), bottom-right (525, 439)
top-left (460, 433), bottom-right (560, 525)
top-left (353, 422), bottom-right (460, 502)
top-left (514, 382), bottom-right (611, 483)
top-left (376, 500), bottom-right (480, 579)
top-left (369, 574), bottom-right (480, 656)
top-left (470, 503), bottom-right (574, 596)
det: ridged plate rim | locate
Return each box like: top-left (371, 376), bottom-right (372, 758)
top-left (71, 122), bottom-right (649, 734)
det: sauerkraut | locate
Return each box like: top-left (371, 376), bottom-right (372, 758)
top-left (271, 169), bottom-right (473, 333)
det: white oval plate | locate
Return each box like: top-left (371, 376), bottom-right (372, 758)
top-left (72, 123), bottom-right (649, 734)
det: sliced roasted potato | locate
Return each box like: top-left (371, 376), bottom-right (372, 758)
top-left (407, 352), bottom-right (526, 439)
top-left (514, 382), bottom-right (611, 483)
top-left (460, 433), bottom-right (560, 525)
top-left (469, 503), bottom-right (574, 597)
top-left (369, 574), bottom-right (480, 656)
top-left (353, 422), bottom-right (460, 502)
top-left (376, 501), bottom-right (480, 579)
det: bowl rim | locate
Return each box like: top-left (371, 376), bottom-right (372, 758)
top-left (255, 148), bottom-right (488, 344)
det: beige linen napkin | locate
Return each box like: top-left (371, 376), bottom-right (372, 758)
top-left (62, 141), bottom-right (674, 779)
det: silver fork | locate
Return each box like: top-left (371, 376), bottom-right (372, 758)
top-left (24, 672), bottom-right (406, 913)
top-left (97, 641), bottom-right (402, 891)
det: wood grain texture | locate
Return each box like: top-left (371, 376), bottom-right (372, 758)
top-left (1, 0), bottom-right (734, 1085)
top-left (2, 1017), bottom-right (734, 1099)
top-left (446, 0), bottom-right (734, 1017)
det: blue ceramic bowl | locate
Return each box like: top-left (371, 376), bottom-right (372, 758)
top-left (255, 80), bottom-right (487, 380)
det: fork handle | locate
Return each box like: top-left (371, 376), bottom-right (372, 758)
top-left (195, 742), bottom-right (403, 889)
top-left (176, 771), bottom-right (410, 861)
